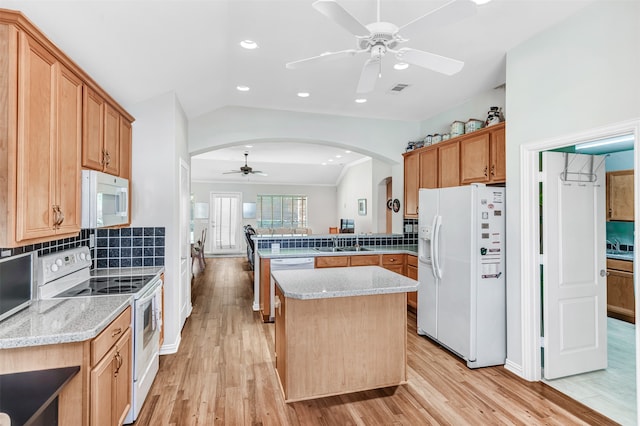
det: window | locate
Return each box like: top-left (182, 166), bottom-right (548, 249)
top-left (257, 195), bottom-right (307, 229)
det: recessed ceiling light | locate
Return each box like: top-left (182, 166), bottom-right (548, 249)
top-left (328, 159), bottom-right (334, 162)
top-left (394, 62), bottom-right (409, 70)
top-left (240, 40), bottom-right (258, 49)
top-left (345, 150), bottom-right (351, 154)
top-left (297, 92), bottom-right (310, 98)
top-left (245, 145), bottom-right (253, 148)
top-left (472, 0), bottom-right (492, 4)
top-left (321, 162), bottom-right (327, 166)
top-left (236, 85), bottom-right (250, 92)
top-left (355, 98), bottom-right (367, 104)
top-left (335, 154), bottom-right (342, 158)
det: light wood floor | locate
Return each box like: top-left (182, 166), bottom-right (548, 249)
top-left (135, 258), bottom-right (617, 425)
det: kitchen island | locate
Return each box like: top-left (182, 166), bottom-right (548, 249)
top-left (272, 266), bottom-right (418, 402)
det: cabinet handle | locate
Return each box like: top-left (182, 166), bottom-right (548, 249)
top-left (52, 205), bottom-right (58, 229)
top-left (100, 149), bottom-right (105, 166)
top-left (491, 165), bottom-right (495, 176)
top-left (57, 208), bottom-right (64, 227)
top-left (104, 150), bottom-right (111, 166)
top-left (114, 351), bottom-right (122, 377)
top-left (484, 166), bottom-right (488, 177)
top-left (111, 327), bottom-right (122, 338)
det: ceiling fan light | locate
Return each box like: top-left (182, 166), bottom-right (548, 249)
top-left (394, 62), bottom-right (409, 70)
top-left (236, 85), bottom-right (250, 92)
top-left (472, 0), bottom-right (492, 4)
top-left (240, 40), bottom-right (258, 49)
top-left (297, 92), bottom-right (310, 98)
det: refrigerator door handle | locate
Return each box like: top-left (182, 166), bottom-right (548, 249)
top-left (433, 215), bottom-right (443, 280)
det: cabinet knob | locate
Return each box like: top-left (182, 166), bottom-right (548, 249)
top-left (484, 166), bottom-right (488, 177)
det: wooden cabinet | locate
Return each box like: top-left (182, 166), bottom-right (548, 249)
top-left (90, 307), bottom-right (132, 426)
top-left (260, 258), bottom-right (272, 321)
top-left (83, 88), bottom-right (129, 176)
top-left (403, 151), bottom-right (420, 218)
top-left (460, 124), bottom-right (506, 185)
top-left (315, 255), bottom-right (350, 268)
top-left (0, 27), bottom-right (83, 247)
top-left (607, 170), bottom-right (634, 221)
top-left (382, 253), bottom-right (405, 275)
top-left (438, 141), bottom-right (460, 188)
top-left (350, 254), bottom-right (381, 266)
top-left (607, 259), bottom-right (634, 323)
top-left (406, 255), bottom-right (418, 311)
top-left (274, 285), bottom-right (287, 397)
top-left (419, 149), bottom-right (438, 189)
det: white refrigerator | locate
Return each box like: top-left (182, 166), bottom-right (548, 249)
top-left (417, 184), bottom-right (506, 368)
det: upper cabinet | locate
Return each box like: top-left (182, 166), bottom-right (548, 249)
top-left (607, 170), bottom-right (634, 221)
top-left (0, 9), bottom-right (134, 247)
top-left (83, 88), bottom-right (129, 176)
top-left (403, 123), bottom-right (506, 218)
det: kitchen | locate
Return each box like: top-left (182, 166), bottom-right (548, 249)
top-left (0, 0), bottom-right (638, 425)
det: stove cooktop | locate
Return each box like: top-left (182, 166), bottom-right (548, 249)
top-left (53, 274), bottom-right (156, 298)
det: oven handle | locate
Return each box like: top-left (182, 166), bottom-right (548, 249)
top-left (137, 281), bottom-right (162, 331)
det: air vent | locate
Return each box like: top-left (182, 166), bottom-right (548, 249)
top-left (389, 83), bottom-right (410, 93)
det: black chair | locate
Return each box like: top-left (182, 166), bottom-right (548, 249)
top-left (244, 225), bottom-right (256, 270)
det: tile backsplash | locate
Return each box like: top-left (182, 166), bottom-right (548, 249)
top-left (0, 227), bottom-right (166, 269)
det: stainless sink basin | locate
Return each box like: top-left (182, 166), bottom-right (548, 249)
top-left (313, 247), bottom-right (340, 252)
top-left (337, 246), bottom-right (370, 252)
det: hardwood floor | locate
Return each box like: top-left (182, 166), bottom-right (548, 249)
top-left (135, 258), bottom-right (618, 425)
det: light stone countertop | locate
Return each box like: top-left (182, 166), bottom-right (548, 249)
top-left (272, 266), bottom-right (419, 300)
top-left (92, 266), bottom-right (164, 278)
top-left (0, 295), bottom-right (132, 349)
top-left (258, 245), bottom-right (418, 259)
top-left (607, 252), bottom-right (633, 261)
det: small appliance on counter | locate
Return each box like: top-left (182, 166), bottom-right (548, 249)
top-left (0, 252), bottom-right (32, 322)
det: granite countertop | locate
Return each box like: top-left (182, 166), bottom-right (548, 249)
top-left (607, 252), bottom-right (634, 261)
top-left (258, 245), bottom-right (418, 259)
top-left (0, 296), bottom-right (132, 349)
top-left (272, 266), bottom-right (419, 300)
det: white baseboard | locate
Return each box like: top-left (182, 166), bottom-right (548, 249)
top-left (252, 302), bottom-right (259, 311)
top-left (160, 333), bottom-right (181, 355)
top-left (504, 358), bottom-right (526, 380)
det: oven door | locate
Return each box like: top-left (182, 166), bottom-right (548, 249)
top-left (134, 280), bottom-right (162, 382)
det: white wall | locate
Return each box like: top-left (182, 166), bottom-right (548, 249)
top-left (130, 91), bottom-right (192, 355)
top-left (191, 181), bottom-right (338, 241)
top-left (336, 159), bottom-right (373, 233)
top-left (505, 0), bottom-right (640, 373)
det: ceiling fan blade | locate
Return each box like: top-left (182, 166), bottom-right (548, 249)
top-left (252, 171), bottom-right (268, 176)
top-left (223, 171), bottom-right (242, 174)
top-left (312, 0), bottom-right (369, 37)
top-left (286, 49), bottom-right (360, 70)
top-left (399, 0), bottom-right (476, 36)
top-left (395, 48), bottom-right (464, 75)
top-left (356, 59), bottom-right (380, 94)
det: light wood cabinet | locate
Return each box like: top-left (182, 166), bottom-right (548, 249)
top-left (419, 149), bottom-right (438, 189)
top-left (607, 258), bottom-right (634, 323)
top-left (274, 285), bottom-right (287, 397)
top-left (90, 307), bottom-right (132, 426)
top-left (382, 253), bottom-right (405, 275)
top-left (403, 151), bottom-right (420, 218)
top-left (350, 254), bottom-right (381, 266)
top-left (460, 124), bottom-right (505, 185)
top-left (406, 255), bottom-right (418, 311)
top-left (606, 170), bottom-right (634, 221)
top-left (315, 255), bottom-right (350, 268)
top-left (260, 257), bottom-right (272, 322)
top-left (438, 141), bottom-right (460, 188)
top-left (83, 88), bottom-right (127, 176)
top-left (0, 27), bottom-right (83, 247)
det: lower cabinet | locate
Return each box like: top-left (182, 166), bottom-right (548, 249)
top-left (607, 259), bottom-right (634, 323)
top-left (406, 255), bottom-right (418, 311)
top-left (90, 307), bottom-right (132, 426)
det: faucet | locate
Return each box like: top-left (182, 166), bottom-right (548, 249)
top-left (606, 239), bottom-right (620, 252)
top-left (354, 234), bottom-right (360, 249)
top-left (332, 236), bottom-right (339, 249)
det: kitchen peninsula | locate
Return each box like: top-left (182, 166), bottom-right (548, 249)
top-left (272, 266), bottom-right (418, 402)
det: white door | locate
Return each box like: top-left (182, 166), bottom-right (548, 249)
top-left (179, 160), bottom-right (192, 328)
top-left (208, 192), bottom-right (242, 254)
top-left (542, 152), bottom-right (607, 379)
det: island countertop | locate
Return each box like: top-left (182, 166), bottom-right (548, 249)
top-left (272, 265), bottom-right (419, 300)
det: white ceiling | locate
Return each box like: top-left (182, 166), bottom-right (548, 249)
top-left (2, 0), bottom-right (595, 185)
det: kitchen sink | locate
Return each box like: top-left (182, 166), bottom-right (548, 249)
top-left (312, 246), bottom-right (371, 252)
top-left (337, 246), bottom-right (371, 252)
top-left (313, 247), bottom-right (340, 252)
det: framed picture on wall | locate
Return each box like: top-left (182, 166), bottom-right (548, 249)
top-left (358, 198), bottom-right (367, 216)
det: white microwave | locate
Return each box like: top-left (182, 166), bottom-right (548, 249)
top-left (81, 170), bottom-right (129, 228)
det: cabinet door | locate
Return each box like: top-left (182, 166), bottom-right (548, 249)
top-left (460, 133), bottom-right (490, 184)
top-left (91, 344), bottom-right (116, 426)
top-left (260, 258), bottom-right (271, 321)
top-left (274, 285), bottom-right (287, 397)
top-left (15, 32), bottom-right (57, 241)
top-left (406, 263), bottom-right (418, 310)
top-left (315, 256), bottom-right (349, 268)
top-left (403, 152), bottom-right (419, 217)
top-left (350, 254), bottom-right (381, 266)
top-left (438, 142), bottom-right (460, 188)
top-left (419, 149), bottom-right (438, 189)
top-left (56, 64), bottom-right (83, 234)
top-left (489, 126), bottom-right (506, 182)
top-left (607, 269), bottom-right (635, 323)
top-left (82, 86), bottom-right (105, 171)
top-left (103, 104), bottom-right (120, 175)
top-left (114, 329), bottom-right (132, 426)
top-left (119, 119), bottom-right (132, 180)
top-left (607, 170), bottom-right (634, 221)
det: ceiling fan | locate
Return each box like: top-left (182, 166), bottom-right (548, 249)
top-left (223, 152), bottom-right (268, 176)
top-left (286, 0), bottom-right (476, 93)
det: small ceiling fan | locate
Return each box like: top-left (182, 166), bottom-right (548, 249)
top-left (286, 0), bottom-right (476, 93)
top-left (223, 152), bottom-right (267, 176)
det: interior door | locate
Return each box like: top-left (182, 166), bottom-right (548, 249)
top-left (208, 192), bottom-right (242, 254)
top-left (179, 160), bottom-right (191, 329)
top-left (542, 152), bottom-right (607, 379)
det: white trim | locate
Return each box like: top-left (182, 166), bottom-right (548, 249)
top-left (504, 359), bottom-right (524, 378)
top-left (519, 118), bottom-right (640, 400)
top-left (160, 333), bottom-right (181, 355)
